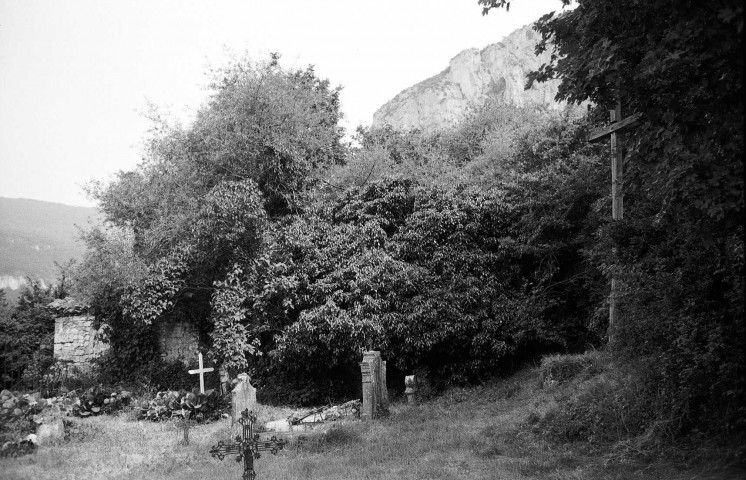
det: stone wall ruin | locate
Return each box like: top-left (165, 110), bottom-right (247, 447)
top-left (53, 315), bottom-right (109, 371)
top-left (48, 298), bottom-right (200, 370)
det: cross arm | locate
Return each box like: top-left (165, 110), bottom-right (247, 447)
top-left (210, 440), bottom-right (244, 460)
top-left (252, 436), bottom-right (287, 455)
top-left (588, 112), bottom-right (643, 143)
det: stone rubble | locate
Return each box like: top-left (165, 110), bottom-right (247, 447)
top-left (264, 399), bottom-right (361, 433)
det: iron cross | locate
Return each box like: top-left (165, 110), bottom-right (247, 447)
top-left (588, 100), bottom-right (642, 343)
top-left (210, 409), bottom-right (287, 480)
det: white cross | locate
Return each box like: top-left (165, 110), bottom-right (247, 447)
top-left (188, 352), bottom-right (214, 394)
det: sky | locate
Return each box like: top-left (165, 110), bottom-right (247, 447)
top-left (0, 0), bottom-right (563, 207)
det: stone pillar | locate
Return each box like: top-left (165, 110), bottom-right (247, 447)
top-left (360, 351), bottom-right (389, 420)
top-left (381, 360), bottom-right (389, 411)
top-left (405, 375), bottom-right (417, 405)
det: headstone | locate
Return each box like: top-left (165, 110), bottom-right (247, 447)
top-left (359, 350), bottom-right (389, 420)
top-left (231, 373), bottom-right (257, 424)
top-left (405, 375), bottom-right (417, 405)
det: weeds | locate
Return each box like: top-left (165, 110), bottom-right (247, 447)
top-left (0, 361), bottom-right (742, 479)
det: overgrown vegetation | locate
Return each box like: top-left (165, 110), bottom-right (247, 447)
top-left (482, 0), bottom-right (744, 444)
top-left (2, 364), bottom-right (742, 479)
top-left (0, 281), bottom-right (58, 390)
top-left (1, 0), bottom-right (737, 468)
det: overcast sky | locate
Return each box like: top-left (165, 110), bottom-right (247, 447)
top-left (0, 0), bottom-right (562, 207)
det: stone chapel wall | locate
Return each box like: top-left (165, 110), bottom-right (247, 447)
top-left (53, 315), bottom-right (110, 370)
top-left (50, 298), bottom-right (199, 369)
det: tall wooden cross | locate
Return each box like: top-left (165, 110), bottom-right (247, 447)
top-left (210, 409), bottom-right (287, 480)
top-left (188, 352), bottom-right (214, 394)
top-left (588, 100), bottom-right (642, 343)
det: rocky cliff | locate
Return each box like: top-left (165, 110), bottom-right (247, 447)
top-left (372, 24), bottom-right (561, 131)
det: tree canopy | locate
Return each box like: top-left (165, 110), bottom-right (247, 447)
top-left (481, 0), bottom-right (744, 436)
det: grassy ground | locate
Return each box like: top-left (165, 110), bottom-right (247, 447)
top-left (1, 366), bottom-right (742, 480)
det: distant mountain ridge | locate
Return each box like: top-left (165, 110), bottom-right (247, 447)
top-left (372, 24), bottom-right (562, 131)
top-left (0, 197), bottom-right (99, 295)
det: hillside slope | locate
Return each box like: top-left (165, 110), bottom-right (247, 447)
top-left (0, 197), bottom-right (99, 294)
top-left (372, 24), bottom-right (562, 131)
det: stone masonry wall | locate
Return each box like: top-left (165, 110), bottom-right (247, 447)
top-left (53, 313), bottom-right (198, 370)
top-left (157, 321), bottom-right (199, 364)
top-left (53, 315), bottom-right (110, 369)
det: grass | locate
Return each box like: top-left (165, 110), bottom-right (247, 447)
top-left (1, 364), bottom-right (743, 480)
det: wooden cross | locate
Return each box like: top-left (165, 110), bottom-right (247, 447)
top-left (210, 409), bottom-right (287, 480)
top-left (188, 352), bottom-right (214, 394)
top-left (589, 100), bottom-right (642, 343)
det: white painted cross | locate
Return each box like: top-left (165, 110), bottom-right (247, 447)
top-left (188, 353), bottom-right (214, 394)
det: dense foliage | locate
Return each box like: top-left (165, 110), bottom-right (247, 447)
top-left (481, 0), bottom-right (744, 439)
top-left (72, 55), bottom-right (346, 382)
top-left (0, 281), bottom-right (56, 389)
top-left (68, 2), bottom-right (743, 454)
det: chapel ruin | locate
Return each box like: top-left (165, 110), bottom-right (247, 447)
top-left (48, 297), bottom-right (200, 371)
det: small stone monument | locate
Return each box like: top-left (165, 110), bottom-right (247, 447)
top-left (405, 375), bottom-right (417, 405)
top-left (231, 373), bottom-right (257, 424)
top-left (359, 350), bottom-right (389, 420)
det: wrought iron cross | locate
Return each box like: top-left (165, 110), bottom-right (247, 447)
top-left (209, 409), bottom-right (287, 480)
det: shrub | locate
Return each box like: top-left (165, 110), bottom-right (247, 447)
top-left (538, 359), bottom-right (655, 444)
top-left (539, 350), bottom-right (606, 387)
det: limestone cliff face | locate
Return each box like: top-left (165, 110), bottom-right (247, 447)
top-left (372, 24), bottom-right (560, 131)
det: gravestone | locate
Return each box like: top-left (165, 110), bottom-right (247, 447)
top-left (231, 373), bottom-right (257, 424)
top-left (359, 351), bottom-right (389, 420)
top-left (405, 375), bottom-right (417, 405)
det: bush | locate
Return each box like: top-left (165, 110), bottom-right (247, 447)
top-left (134, 389), bottom-right (226, 422)
top-left (537, 356), bottom-right (655, 445)
top-left (539, 350), bottom-right (606, 387)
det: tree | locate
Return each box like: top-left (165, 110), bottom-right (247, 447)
top-left (480, 0), bottom-right (744, 437)
top-left (76, 55), bottom-right (347, 377)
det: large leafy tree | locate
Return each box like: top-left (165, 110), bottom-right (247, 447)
top-left (75, 55), bottom-right (346, 376)
top-left (481, 0), bottom-right (744, 435)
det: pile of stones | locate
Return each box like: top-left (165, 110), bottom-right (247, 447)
top-left (265, 399), bottom-right (362, 432)
top-left (0, 386), bottom-right (132, 456)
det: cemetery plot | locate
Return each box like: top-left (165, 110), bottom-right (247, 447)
top-left (0, 364), bottom-right (714, 480)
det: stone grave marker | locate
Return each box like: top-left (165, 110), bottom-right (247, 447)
top-left (359, 350), bottom-right (389, 420)
top-left (232, 373), bottom-right (257, 424)
top-left (405, 375), bottom-right (417, 405)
